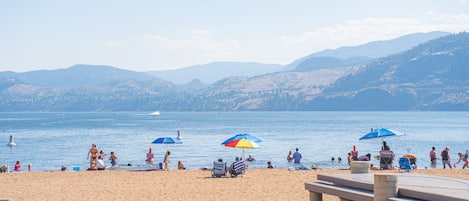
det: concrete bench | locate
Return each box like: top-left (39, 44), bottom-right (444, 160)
top-left (398, 188), bottom-right (468, 201)
top-left (305, 182), bottom-right (374, 201)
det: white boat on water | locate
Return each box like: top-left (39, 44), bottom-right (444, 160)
top-left (149, 111), bottom-right (160, 116)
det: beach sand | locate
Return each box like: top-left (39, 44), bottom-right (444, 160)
top-left (1, 168), bottom-right (468, 201)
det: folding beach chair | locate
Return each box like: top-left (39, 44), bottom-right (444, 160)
top-left (230, 160), bottom-right (245, 177)
top-left (212, 160), bottom-right (227, 178)
top-left (379, 150), bottom-right (395, 170)
top-left (402, 153), bottom-right (417, 169)
top-left (399, 157), bottom-right (411, 172)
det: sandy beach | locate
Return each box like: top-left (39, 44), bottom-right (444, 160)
top-left (1, 168), bottom-right (468, 201)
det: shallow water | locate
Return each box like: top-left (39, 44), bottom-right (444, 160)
top-left (0, 111), bottom-right (468, 171)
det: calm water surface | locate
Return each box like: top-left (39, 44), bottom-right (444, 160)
top-left (0, 112), bottom-right (468, 171)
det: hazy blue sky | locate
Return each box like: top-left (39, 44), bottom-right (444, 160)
top-left (1, 0), bottom-right (468, 72)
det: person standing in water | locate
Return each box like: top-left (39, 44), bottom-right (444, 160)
top-left (292, 148), bottom-right (302, 163)
top-left (287, 150), bottom-right (293, 162)
top-left (429, 146), bottom-right (437, 168)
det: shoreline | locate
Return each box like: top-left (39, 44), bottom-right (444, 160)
top-left (1, 168), bottom-right (469, 201)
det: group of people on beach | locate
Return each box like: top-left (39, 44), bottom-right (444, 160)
top-left (430, 146), bottom-right (469, 169)
top-left (87, 143), bottom-right (119, 170)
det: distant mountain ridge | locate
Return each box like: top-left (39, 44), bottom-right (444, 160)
top-left (148, 62), bottom-right (283, 84)
top-left (0, 64), bottom-right (157, 89)
top-left (284, 31), bottom-right (450, 71)
top-left (0, 31), bottom-right (467, 111)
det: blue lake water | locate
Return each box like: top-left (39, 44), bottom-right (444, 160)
top-left (1, 111), bottom-right (468, 171)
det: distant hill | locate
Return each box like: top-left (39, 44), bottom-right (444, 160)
top-left (0, 64), bottom-right (157, 89)
top-left (306, 32), bottom-right (469, 110)
top-left (148, 62), bottom-right (283, 84)
top-left (284, 31), bottom-right (450, 71)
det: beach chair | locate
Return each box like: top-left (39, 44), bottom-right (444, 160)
top-left (230, 160), bottom-right (245, 177)
top-left (399, 157), bottom-right (411, 172)
top-left (212, 160), bottom-right (227, 177)
top-left (379, 150), bottom-right (394, 170)
top-left (402, 153), bottom-right (417, 169)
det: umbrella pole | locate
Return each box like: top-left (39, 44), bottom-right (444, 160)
top-left (242, 149), bottom-right (245, 160)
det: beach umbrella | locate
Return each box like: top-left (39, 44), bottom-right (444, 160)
top-left (359, 128), bottom-right (404, 140)
top-left (151, 137), bottom-right (182, 150)
top-left (151, 137), bottom-right (182, 170)
top-left (221, 133), bottom-right (262, 159)
top-left (221, 133), bottom-right (263, 145)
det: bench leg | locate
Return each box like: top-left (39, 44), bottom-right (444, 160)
top-left (309, 191), bottom-right (322, 201)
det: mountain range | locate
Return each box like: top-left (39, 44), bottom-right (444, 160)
top-left (1, 31), bottom-right (467, 111)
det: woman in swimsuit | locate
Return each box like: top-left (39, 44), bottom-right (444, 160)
top-left (87, 144), bottom-right (99, 168)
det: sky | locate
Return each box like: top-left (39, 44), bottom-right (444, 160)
top-left (1, 0), bottom-right (469, 72)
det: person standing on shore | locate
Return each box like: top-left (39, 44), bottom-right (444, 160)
top-left (430, 146), bottom-right (437, 168)
top-left (441, 147), bottom-right (452, 169)
top-left (164, 150), bottom-right (171, 170)
top-left (87, 144), bottom-right (99, 168)
top-left (292, 148), bottom-right (302, 163)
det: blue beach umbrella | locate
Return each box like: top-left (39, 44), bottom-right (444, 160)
top-left (152, 137), bottom-right (183, 144)
top-left (359, 128), bottom-right (404, 140)
top-left (151, 137), bottom-right (182, 151)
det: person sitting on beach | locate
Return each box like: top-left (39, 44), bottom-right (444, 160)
top-left (246, 154), bottom-right (256, 161)
top-left (358, 153), bottom-right (371, 161)
top-left (0, 164), bottom-right (9, 173)
top-left (178, 160), bottom-right (186, 170)
top-left (381, 141), bottom-right (390, 151)
top-left (109, 151), bottom-right (118, 167)
top-left (292, 148), bottom-right (302, 163)
top-left (96, 158), bottom-right (105, 170)
top-left (267, 161), bottom-right (273, 169)
top-left (229, 157), bottom-right (245, 177)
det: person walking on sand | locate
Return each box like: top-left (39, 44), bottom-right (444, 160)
top-left (292, 148), bottom-right (302, 163)
top-left (441, 147), bottom-right (452, 169)
top-left (430, 146), bottom-right (437, 168)
top-left (87, 144), bottom-right (99, 168)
